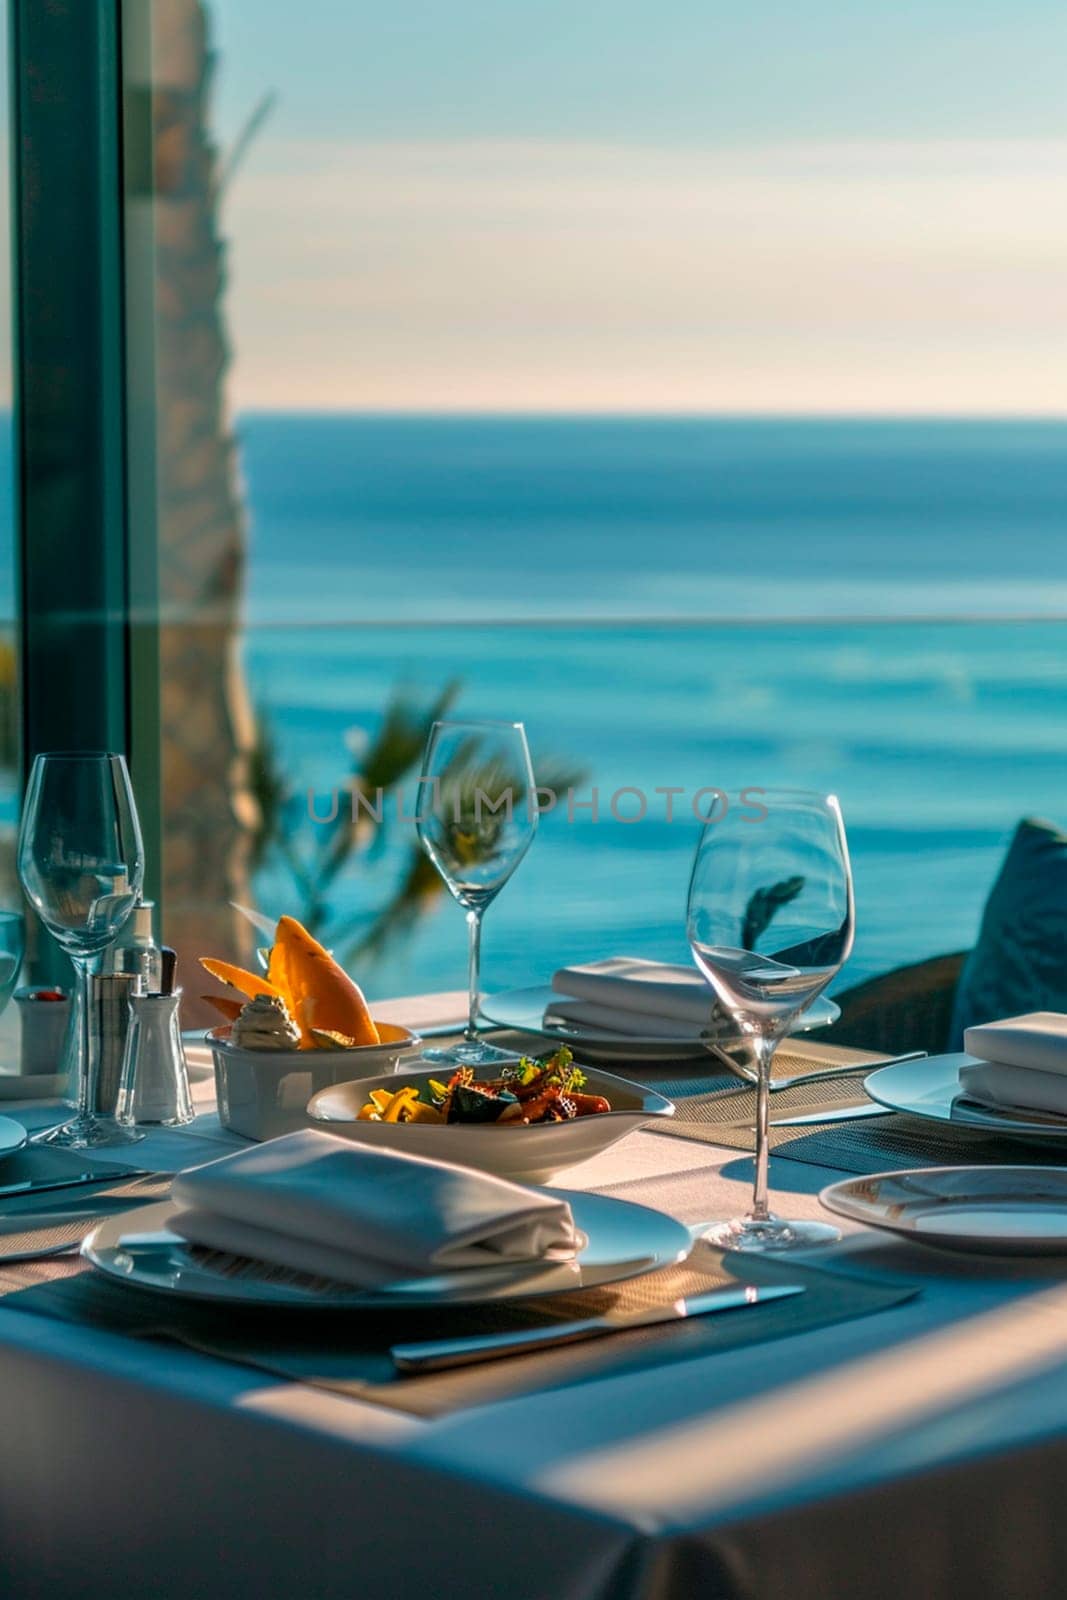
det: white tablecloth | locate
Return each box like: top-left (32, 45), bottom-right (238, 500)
top-left (1, 994), bottom-right (1067, 1599)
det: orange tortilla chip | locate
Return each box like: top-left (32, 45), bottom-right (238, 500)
top-left (275, 916), bottom-right (379, 1046)
top-left (199, 958), bottom-right (286, 1007)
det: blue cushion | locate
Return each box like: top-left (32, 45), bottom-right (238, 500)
top-left (951, 818), bottom-right (1067, 1046)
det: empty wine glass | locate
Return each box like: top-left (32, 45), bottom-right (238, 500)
top-left (0, 911), bottom-right (24, 1012)
top-left (416, 720), bottom-right (537, 1065)
top-left (18, 753), bottom-right (145, 1147)
top-left (0, 911), bottom-right (25, 1066)
top-left (687, 788), bottom-right (854, 1252)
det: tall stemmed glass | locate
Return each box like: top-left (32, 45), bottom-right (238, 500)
top-left (416, 720), bottom-right (537, 1065)
top-left (687, 788), bottom-right (854, 1252)
top-left (0, 913), bottom-right (24, 1014)
top-left (18, 753), bottom-right (145, 1148)
top-left (0, 912), bottom-right (25, 1067)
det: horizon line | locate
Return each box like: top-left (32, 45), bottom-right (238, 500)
top-left (228, 407), bottom-right (1067, 424)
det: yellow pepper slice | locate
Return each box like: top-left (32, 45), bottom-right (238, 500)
top-left (382, 1086), bottom-right (420, 1123)
top-left (406, 1100), bottom-right (445, 1125)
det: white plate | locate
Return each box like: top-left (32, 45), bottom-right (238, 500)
top-left (822, 1166), bottom-right (1067, 1254)
top-left (308, 1062), bottom-right (674, 1182)
top-left (0, 1115), bottom-right (27, 1160)
top-left (81, 1190), bottom-right (693, 1308)
top-left (864, 1053), bottom-right (1067, 1145)
top-left (480, 984), bottom-right (840, 1062)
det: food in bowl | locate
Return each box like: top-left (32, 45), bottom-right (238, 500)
top-left (208, 1020), bottom-right (420, 1141)
top-left (308, 1059), bottom-right (675, 1182)
top-left (230, 993), bottom-right (301, 1049)
top-left (200, 914), bottom-right (381, 1049)
top-left (199, 916), bottom-right (423, 1138)
top-left (357, 1048), bottom-right (611, 1127)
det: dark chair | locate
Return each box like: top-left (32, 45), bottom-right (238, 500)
top-left (809, 950), bottom-right (968, 1057)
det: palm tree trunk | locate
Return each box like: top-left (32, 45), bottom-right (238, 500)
top-left (145, 0), bottom-right (257, 1021)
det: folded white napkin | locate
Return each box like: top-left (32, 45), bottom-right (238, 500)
top-left (959, 1012), bottom-right (1067, 1116)
top-left (169, 1130), bottom-right (580, 1287)
top-left (548, 997), bottom-right (705, 1040)
top-left (550, 957), bottom-right (718, 1036)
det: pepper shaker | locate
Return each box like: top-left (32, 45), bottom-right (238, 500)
top-left (116, 947), bottom-right (194, 1128)
top-left (90, 971), bottom-right (143, 1116)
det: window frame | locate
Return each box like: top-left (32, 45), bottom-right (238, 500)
top-left (9, 0), bottom-right (163, 975)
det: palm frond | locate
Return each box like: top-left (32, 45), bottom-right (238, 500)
top-left (741, 876), bottom-right (805, 951)
top-left (343, 848), bottom-right (446, 962)
top-left (246, 707), bottom-right (289, 872)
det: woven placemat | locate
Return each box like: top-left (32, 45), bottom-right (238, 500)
top-left (0, 1175), bottom-right (172, 1281)
top-left (649, 1046), bottom-right (1067, 1175)
top-left (2, 1240), bottom-right (914, 1419)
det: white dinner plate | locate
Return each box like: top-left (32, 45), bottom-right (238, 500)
top-left (821, 1167), bottom-right (1067, 1254)
top-left (81, 1189), bottom-right (693, 1309)
top-left (480, 985), bottom-right (840, 1062)
top-left (0, 1114), bottom-right (28, 1160)
top-left (864, 1053), bottom-right (1067, 1145)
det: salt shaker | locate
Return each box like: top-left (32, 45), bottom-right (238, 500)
top-left (116, 948), bottom-right (194, 1128)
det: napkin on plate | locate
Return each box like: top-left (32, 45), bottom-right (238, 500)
top-left (549, 956), bottom-right (719, 1038)
top-left (169, 1130), bottom-right (581, 1287)
top-left (958, 1012), bottom-right (1067, 1116)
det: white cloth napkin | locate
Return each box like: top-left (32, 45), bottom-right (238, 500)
top-left (959, 1012), bottom-right (1067, 1116)
top-left (169, 1130), bottom-right (580, 1287)
top-left (550, 957), bottom-right (718, 1037)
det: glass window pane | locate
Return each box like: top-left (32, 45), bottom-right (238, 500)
top-left (127, 1), bottom-right (1067, 1031)
top-left (0, 0), bottom-right (21, 1057)
top-left (0, 0), bottom-right (15, 796)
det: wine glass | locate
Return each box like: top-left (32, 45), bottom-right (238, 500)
top-left (416, 720), bottom-right (537, 1065)
top-left (0, 911), bottom-right (25, 1065)
top-left (0, 912), bottom-right (24, 1012)
top-left (17, 753), bottom-right (145, 1148)
top-left (686, 788), bottom-right (854, 1252)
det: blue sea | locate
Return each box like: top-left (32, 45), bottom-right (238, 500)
top-left (236, 416), bottom-right (1067, 1003)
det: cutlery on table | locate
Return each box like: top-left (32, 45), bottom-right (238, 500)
top-left (0, 1240), bottom-right (81, 1262)
top-left (390, 1282), bottom-right (805, 1372)
top-left (0, 1168), bottom-right (154, 1201)
top-left (0, 1201), bottom-right (159, 1262)
top-left (769, 1101), bottom-right (893, 1127)
top-left (766, 1049), bottom-right (926, 1093)
top-left (712, 1049), bottom-right (926, 1099)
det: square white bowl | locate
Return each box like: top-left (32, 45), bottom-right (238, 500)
top-left (306, 1062), bottom-right (675, 1182)
top-left (209, 1021), bottom-right (421, 1141)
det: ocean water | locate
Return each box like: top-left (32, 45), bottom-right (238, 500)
top-left (236, 416), bottom-right (1067, 1002)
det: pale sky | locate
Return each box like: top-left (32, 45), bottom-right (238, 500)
top-left (201, 1), bottom-right (1067, 414)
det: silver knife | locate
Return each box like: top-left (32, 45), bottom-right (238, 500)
top-left (0, 1201), bottom-right (157, 1262)
top-left (0, 1167), bottom-right (152, 1200)
top-left (391, 1282), bottom-right (804, 1373)
top-left (769, 1102), bottom-right (891, 1127)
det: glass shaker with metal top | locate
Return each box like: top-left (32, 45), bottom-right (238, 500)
top-left (116, 948), bottom-right (194, 1128)
top-left (106, 897), bottom-right (163, 993)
